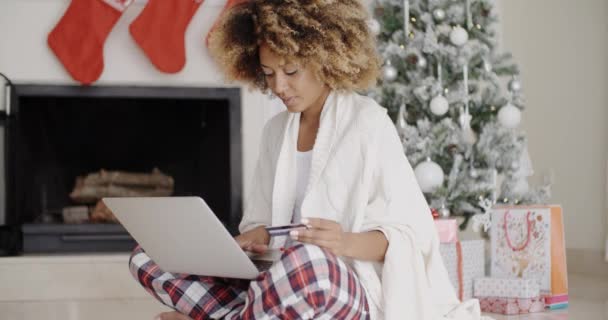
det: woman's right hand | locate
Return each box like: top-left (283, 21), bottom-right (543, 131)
top-left (234, 225), bottom-right (270, 254)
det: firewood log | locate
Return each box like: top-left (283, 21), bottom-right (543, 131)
top-left (90, 200), bottom-right (120, 223)
top-left (83, 168), bottom-right (174, 188)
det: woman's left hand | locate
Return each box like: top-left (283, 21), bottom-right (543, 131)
top-left (290, 218), bottom-right (349, 256)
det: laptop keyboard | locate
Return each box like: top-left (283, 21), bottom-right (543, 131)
top-left (252, 259), bottom-right (274, 272)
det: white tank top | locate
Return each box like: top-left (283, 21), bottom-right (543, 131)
top-left (292, 150), bottom-right (313, 223)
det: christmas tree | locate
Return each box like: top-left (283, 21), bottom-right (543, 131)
top-left (367, 0), bottom-right (550, 227)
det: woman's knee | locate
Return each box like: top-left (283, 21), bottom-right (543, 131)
top-left (265, 244), bottom-right (356, 310)
top-left (277, 244), bottom-right (341, 285)
top-left (128, 245), bottom-right (158, 288)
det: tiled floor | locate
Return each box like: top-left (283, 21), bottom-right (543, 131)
top-left (0, 273), bottom-right (606, 319)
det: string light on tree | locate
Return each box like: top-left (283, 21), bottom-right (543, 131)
top-left (414, 158), bottom-right (445, 193)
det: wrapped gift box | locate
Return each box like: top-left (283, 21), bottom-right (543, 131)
top-left (478, 296), bottom-right (545, 315)
top-left (545, 294), bottom-right (569, 310)
top-left (474, 277), bottom-right (540, 299)
top-left (434, 218), bottom-right (459, 243)
top-left (439, 240), bottom-right (485, 300)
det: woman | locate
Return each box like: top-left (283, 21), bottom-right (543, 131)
top-left (129, 0), bottom-right (483, 319)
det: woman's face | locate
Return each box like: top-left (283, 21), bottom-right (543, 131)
top-left (259, 44), bottom-right (330, 113)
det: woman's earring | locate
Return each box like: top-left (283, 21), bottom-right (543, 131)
top-left (268, 93), bottom-right (277, 99)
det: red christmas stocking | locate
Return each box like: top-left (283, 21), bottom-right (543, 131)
top-left (48, 0), bottom-right (133, 85)
top-left (129, 0), bottom-right (204, 73)
top-left (205, 0), bottom-right (249, 47)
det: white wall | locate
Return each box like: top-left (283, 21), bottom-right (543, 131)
top-left (0, 0), bottom-right (274, 208)
top-left (497, 0), bottom-right (608, 252)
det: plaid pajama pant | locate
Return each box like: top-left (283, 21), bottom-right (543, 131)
top-left (129, 243), bottom-right (370, 320)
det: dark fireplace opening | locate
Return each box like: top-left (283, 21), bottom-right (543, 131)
top-left (5, 85), bottom-right (242, 254)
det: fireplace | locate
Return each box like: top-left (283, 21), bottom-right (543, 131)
top-left (3, 85), bottom-right (242, 254)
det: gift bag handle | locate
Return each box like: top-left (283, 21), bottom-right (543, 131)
top-left (503, 211), bottom-right (532, 251)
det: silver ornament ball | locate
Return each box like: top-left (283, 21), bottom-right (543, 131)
top-left (417, 56), bottom-right (428, 69)
top-left (430, 94), bottom-right (449, 116)
top-left (511, 161), bottom-right (520, 170)
top-left (382, 64), bottom-right (398, 82)
top-left (438, 205), bottom-right (451, 218)
top-left (508, 78), bottom-right (522, 92)
top-left (497, 103), bottom-right (522, 129)
top-left (433, 8), bottom-right (446, 21)
top-left (366, 19), bottom-right (381, 36)
top-left (483, 59), bottom-right (492, 72)
top-left (469, 168), bottom-right (479, 178)
top-left (450, 26), bottom-right (469, 47)
top-left (414, 159), bottom-right (445, 193)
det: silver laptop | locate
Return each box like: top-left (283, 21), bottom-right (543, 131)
top-left (103, 196), bottom-right (278, 279)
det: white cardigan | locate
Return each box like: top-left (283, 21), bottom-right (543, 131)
top-left (240, 91), bottom-right (486, 320)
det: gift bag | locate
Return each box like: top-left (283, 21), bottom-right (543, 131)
top-left (434, 218), bottom-right (459, 243)
top-left (490, 205), bottom-right (568, 300)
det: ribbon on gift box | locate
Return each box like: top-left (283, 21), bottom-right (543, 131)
top-left (545, 294), bottom-right (568, 305)
top-left (456, 240), bottom-right (464, 301)
top-left (442, 240), bottom-right (464, 300)
top-left (440, 239), bottom-right (485, 301)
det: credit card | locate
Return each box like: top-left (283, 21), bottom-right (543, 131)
top-left (265, 223), bottom-right (308, 237)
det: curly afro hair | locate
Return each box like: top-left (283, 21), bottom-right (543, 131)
top-left (207, 0), bottom-right (381, 93)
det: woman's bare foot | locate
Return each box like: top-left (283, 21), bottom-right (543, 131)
top-left (154, 311), bottom-right (193, 320)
